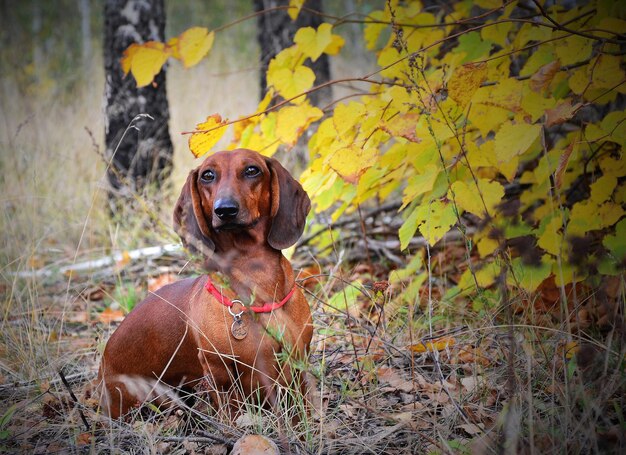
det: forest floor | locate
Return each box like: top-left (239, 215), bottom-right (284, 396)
top-left (1, 227), bottom-right (624, 454)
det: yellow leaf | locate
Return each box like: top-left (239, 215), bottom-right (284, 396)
top-left (120, 43), bottom-right (139, 76)
top-left (476, 232), bottom-right (499, 256)
top-left (515, 23), bottom-right (552, 48)
top-left (475, 261), bottom-right (500, 288)
top-left (364, 10), bottom-right (388, 50)
top-left (447, 62), bottom-right (487, 109)
top-left (294, 23), bottom-right (333, 62)
top-left (409, 337), bottom-right (455, 353)
top-left (233, 89), bottom-right (276, 143)
top-left (494, 122), bottom-right (541, 180)
top-left (521, 88), bottom-right (556, 123)
top-left (590, 175), bottom-right (618, 204)
top-left (595, 17), bottom-right (626, 37)
top-left (564, 341), bottom-right (579, 360)
top-left (267, 64), bottom-right (315, 102)
top-left (275, 103), bottom-right (323, 146)
top-left (253, 112), bottom-right (279, 155)
top-left (554, 35), bottom-right (593, 67)
top-left (377, 47), bottom-right (409, 81)
top-left (333, 101), bottom-right (366, 139)
top-left (600, 111), bottom-right (626, 146)
top-left (468, 103), bottom-right (510, 137)
top-left (402, 164), bottom-right (440, 208)
top-left (381, 112), bottom-right (421, 142)
top-left (553, 261), bottom-right (587, 287)
top-left (449, 179), bottom-right (504, 218)
top-left (287, 0), bottom-right (305, 20)
top-left (116, 250), bottom-right (131, 269)
top-left (538, 216), bottom-right (563, 256)
top-left (268, 45), bottom-right (302, 70)
top-left (328, 145), bottom-right (378, 184)
top-left (243, 131), bottom-right (280, 157)
top-left (595, 202), bottom-right (624, 230)
top-left (568, 65), bottom-right (589, 95)
top-left (178, 27), bottom-right (214, 68)
top-left (310, 118), bottom-right (338, 154)
top-left (416, 200), bottom-right (457, 246)
top-left (481, 20), bottom-right (512, 47)
top-left (257, 88), bottom-right (275, 114)
top-left (600, 154), bottom-right (626, 178)
top-left (472, 77), bottom-right (524, 112)
top-left (188, 114), bottom-right (228, 158)
top-left (324, 33), bottom-right (345, 56)
top-left (125, 41), bottom-right (169, 88)
top-left (474, 0), bottom-right (501, 8)
top-left (165, 36), bottom-right (181, 60)
top-left (405, 16), bottom-right (445, 53)
top-left (569, 200), bottom-right (625, 237)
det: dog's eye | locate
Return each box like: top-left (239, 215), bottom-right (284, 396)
top-left (200, 170), bottom-right (215, 182)
top-left (244, 166), bottom-right (261, 178)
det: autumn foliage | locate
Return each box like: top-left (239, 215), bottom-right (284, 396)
top-left (122, 0), bottom-right (625, 304)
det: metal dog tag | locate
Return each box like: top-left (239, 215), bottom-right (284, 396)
top-left (228, 302), bottom-right (247, 340)
top-left (231, 317), bottom-right (248, 340)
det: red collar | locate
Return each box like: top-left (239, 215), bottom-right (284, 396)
top-left (204, 277), bottom-right (296, 313)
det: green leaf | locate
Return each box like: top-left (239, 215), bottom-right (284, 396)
top-left (327, 281), bottom-right (362, 311)
top-left (603, 218), bottom-right (626, 260)
top-left (401, 164), bottom-right (440, 208)
top-left (455, 31), bottom-right (493, 63)
top-left (0, 405), bottom-right (16, 440)
top-left (509, 256), bottom-right (553, 292)
top-left (399, 205), bottom-right (420, 251)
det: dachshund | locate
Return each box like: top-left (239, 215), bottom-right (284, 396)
top-left (97, 148), bottom-right (313, 419)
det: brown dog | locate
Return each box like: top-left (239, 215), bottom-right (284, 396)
top-left (98, 148), bottom-right (313, 419)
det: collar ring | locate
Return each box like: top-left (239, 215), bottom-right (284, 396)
top-left (228, 300), bottom-right (244, 318)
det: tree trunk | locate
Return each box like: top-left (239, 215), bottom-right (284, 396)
top-left (253, 0), bottom-right (331, 107)
top-left (103, 0), bottom-right (173, 208)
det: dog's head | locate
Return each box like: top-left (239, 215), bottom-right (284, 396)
top-left (173, 148), bottom-right (311, 257)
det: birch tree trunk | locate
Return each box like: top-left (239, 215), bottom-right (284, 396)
top-left (103, 0), bottom-right (173, 209)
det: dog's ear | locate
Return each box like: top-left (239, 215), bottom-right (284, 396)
top-left (265, 157), bottom-right (311, 250)
top-left (173, 169), bottom-right (215, 255)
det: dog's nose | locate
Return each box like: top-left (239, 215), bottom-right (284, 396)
top-left (214, 198), bottom-right (240, 220)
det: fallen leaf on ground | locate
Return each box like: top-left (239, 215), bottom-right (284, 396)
top-left (231, 434), bottom-right (279, 455)
top-left (377, 366), bottom-right (414, 392)
top-left (409, 337), bottom-right (456, 353)
top-left (98, 307), bottom-right (125, 324)
top-left (148, 273), bottom-right (177, 292)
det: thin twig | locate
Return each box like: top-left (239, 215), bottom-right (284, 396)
top-left (58, 369), bottom-right (90, 431)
